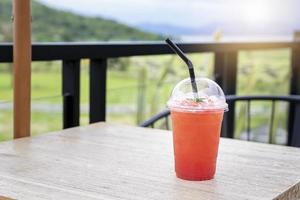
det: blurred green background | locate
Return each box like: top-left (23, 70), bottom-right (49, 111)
top-left (0, 0), bottom-right (292, 144)
top-left (0, 49), bottom-right (291, 144)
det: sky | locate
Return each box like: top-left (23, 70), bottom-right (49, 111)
top-left (38, 0), bottom-right (300, 36)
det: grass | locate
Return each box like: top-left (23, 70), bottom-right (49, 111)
top-left (0, 49), bottom-right (292, 142)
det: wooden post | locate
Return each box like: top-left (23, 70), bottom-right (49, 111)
top-left (13, 0), bottom-right (31, 138)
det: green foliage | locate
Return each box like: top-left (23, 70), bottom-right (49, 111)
top-left (0, 50), bottom-right (292, 142)
top-left (108, 58), bottom-right (131, 71)
top-left (0, 0), bottom-right (163, 42)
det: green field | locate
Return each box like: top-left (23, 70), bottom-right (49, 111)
top-left (0, 49), bottom-right (292, 143)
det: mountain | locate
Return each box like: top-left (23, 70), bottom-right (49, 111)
top-left (138, 23), bottom-right (195, 36)
top-left (0, 0), bottom-right (163, 42)
top-left (138, 23), bottom-right (218, 36)
top-left (138, 21), bottom-right (300, 38)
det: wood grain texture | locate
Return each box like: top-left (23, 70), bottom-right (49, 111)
top-left (13, 0), bottom-right (31, 138)
top-left (0, 122), bottom-right (300, 200)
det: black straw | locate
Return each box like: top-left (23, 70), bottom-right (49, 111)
top-left (165, 38), bottom-right (199, 100)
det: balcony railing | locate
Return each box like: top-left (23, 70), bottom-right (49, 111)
top-left (140, 95), bottom-right (300, 146)
top-left (1, 41), bottom-right (300, 146)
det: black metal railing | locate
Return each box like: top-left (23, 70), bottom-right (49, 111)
top-left (140, 109), bottom-right (170, 129)
top-left (226, 95), bottom-right (300, 146)
top-left (1, 41), bottom-right (300, 146)
top-left (140, 95), bottom-right (300, 146)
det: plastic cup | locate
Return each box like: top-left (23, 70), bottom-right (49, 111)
top-left (167, 78), bottom-right (228, 181)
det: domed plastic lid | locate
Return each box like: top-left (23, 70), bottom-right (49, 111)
top-left (167, 77), bottom-right (228, 112)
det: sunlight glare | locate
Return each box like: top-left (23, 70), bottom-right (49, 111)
top-left (241, 1), bottom-right (272, 24)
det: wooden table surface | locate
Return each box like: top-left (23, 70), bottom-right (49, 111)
top-left (0, 123), bottom-right (300, 200)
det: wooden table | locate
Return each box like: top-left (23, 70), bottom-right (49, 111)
top-left (0, 123), bottom-right (300, 200)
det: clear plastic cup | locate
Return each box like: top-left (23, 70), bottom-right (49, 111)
top-left (167, 77), bottom-right (228, 181)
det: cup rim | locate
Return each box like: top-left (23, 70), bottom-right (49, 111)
top-left (167, 103), bottom-right (229, 113)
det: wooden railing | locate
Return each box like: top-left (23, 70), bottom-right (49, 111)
top-left (1, 41), bottom-right (300, 145)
